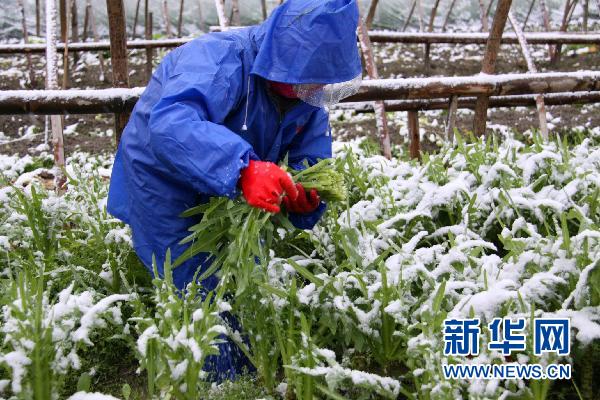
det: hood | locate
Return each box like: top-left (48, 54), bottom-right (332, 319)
top-left (251, 0), bottom-right (362, 85)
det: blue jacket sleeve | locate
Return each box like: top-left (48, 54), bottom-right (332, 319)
top-left (286, 109), bottom-right (332, 230)
top-left (148, 38), bottom-right (256, 198)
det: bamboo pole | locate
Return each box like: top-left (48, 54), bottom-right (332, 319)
top-left (445, 95), bottom-right (458, 141)
top-left (403, 0), bottom-right (417, 31)
top-left (424, 0), bottom-right (441, 75)
top-left (198, 0), bottom-right (205, 31)
top-left (215, 0), bottom-right (228, 29)
top-left (417, 0), bottom-right (425, 32)
top-left (163, 0), bottom-right (172, 37)
top-left (133, 0), bottom-right (142, 38)
top-left (146, 12), bottom-right (154, 81)
top-left (6, 88), bottom-right (600, 115)
top-left (357, 11), bottom-right (391, 159)
top-left (341, 91), bottom-right (600, 112)
top-left (486, 0), bottom-right (496, 20)
top-left (82, 3), bottom-right (90, 41)
top-left (18, 0), bottom-right (36, 88)
top-left (366, 0), bottom-right (380, 29)
top-left (553, 0), bottom-right (579, 64)
top-left (522, 0), bottom-right (536, 30)
top-left (231, 0), bottom-right (240, 26)
top-left (36, 0), bottom-right (41, 37)
top-left (3, 32), bottom-right (600, 54)
top-left (539, 0), bottom-right (555, 60)
top-left (583, 0), bottom-right (589, 31)
top-left (178, 0), bottom-right (184, 36)
top-left (59, 0), bottom-right (69, 88)
top-left (478, 0), bottom-right (489, 31)
top-left (145, 0), bottom-right (150, 35)
top-left (442, 0), bottom-right (457, 32)
top-left (508, 10), bottom-right (548, 139)
top-left (261, 0), bottom-right (267, 20)
top-left (106, 0), bottom-right (130, 144)
top-left (89, 0), bottom-right (106, 81)
top-left (45, 0), bottom-right (66, 182)
top-left (472, 0), bottom-right (512, 136)
top-left (70, 0), bottom-right (79, 63)
top-left (408, 111), bottom-right (420, 159)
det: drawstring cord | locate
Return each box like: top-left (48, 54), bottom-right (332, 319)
top-left (241, 75), bottom-right (251, 131)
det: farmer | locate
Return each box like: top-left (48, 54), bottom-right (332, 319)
top-left (107, 0), bottom-right (362, 380)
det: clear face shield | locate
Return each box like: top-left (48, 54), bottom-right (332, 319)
top-left (292, 74), bottom-right (362, 108)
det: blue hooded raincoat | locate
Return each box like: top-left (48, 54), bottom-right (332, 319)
top-left (107, 0), bottom-right (362, 380)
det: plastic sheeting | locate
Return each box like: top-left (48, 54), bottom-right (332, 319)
top-left (1, 0), bottom-right (590, 40)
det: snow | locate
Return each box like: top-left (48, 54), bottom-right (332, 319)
top-left (0, 87), bottom-right (146, 102)
top-left (67, 392), bottom-right (121, 400)
top-left (0, 351), bottom-right (31, 394)
top-left (359, 71), bottom-right (600, 94)
top-left (72, 294), bottom-right (135, 345)
top-left (368, 30), bottom-right (600, 45)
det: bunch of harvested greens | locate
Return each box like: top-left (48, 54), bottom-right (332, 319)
top-left (173, 158), bottom-right (346, 295)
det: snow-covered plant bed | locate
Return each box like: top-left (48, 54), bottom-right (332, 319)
top-left (0, 130), bottom-right (598, 399)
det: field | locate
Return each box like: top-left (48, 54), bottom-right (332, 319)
top-left (1, 2), bottom-right (600, 398)
top-left (1, 124), bottom-right (599, 399)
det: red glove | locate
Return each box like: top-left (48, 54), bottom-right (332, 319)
top-left (239, 160), bottom-right (298, 213)
top-left (283, 183), bottom-right (321, 214)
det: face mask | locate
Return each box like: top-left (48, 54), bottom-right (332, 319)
top-left (293, 74), bottom-right (362, 108)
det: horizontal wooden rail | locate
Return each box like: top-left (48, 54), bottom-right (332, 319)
top-left (346, 71), bottom-right (600, 101)
top-left (0, 38), bottom-right (187, 54)
top-left (367, 31), bottom-right (600, 45)
top-left (338, 91), bottom-right (600, 112)
top-left (0, 72), bottom-right (599, 114)
top-left (0, 88), bottom-right (145, 114)
top-left (1, 31), bottom-right (599, 54)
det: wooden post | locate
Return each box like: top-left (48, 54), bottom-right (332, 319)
top-left (522, 0), bottom-right (536, 30)
top-left (71, 0), bottom-right (79, 63)
top-left (19, 0), bottom-right (36, 88)
top-left (215, 0), bottom-right (228, 28)
top-left (442, 0), bottom-right (457, 32)
top-left (478, 0), bottom-right (489, 31)
top-left (357, 10), bottom-right (391, 159)
top-left (133, 0), bottom-right (142, 38)
top-left (177, 0), bottom-right (184, 36)
top-left (106, 0), bottom-right (130, 144)
top-left (261, 0), bottom-right (267, 20)
top-left (472, 0), bottom-right (512, 136)
top-left (539, 0), bottom-right (555, 60)
top-left (45, 0), bottom-right (66, 181)
top-left (36, 0), bottom-right (41, 37)
top-left (89, 0), bottom-right (106, 81)
top-left (445, 95), bottom-right (458, 141)
top-left (424, 0), bottom-right (441, 75)
top-left (231, 0), bottom-right (240, 26)
top-left (146, 12), bottom-right (154, 81)
top-left (508, 10), bottom-right (548, 139)
top-left (366, 0), bottom-right (380, 29)
top-left (408, 111), bottom-right (420, 160)
top-left (163, 0), bottom-right (172, 37)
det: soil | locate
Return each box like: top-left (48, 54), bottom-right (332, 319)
top-left (1, 42), bottom-right (599, 157)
